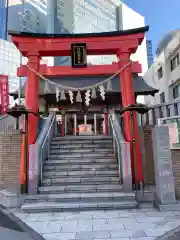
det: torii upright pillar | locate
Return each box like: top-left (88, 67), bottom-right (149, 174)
top-left (20, 53), bottom-right (40, 191)
top-left (118, 51), bottom-right (143, 188)
top-left (26, 53), bottom-right (40, 144)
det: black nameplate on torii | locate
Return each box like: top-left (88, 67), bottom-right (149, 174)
top-left (71, 43), bottom-right (87, 68)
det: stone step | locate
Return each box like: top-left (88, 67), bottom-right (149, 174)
top-left (45, 158), bottom-right (117, 165)
top-left (50, 148), bottom-right (113, 154)
top-left (52, 139), bottom-right (113, 145)
top-left (21, 200), bottom-right (138, 213)
top-left (50, 143), bottom-right (113, 149)
top-left (42, 176), bottom-right (120, 186)
top-left (49, 155), bottom-right (116, 160)
top-left (43, 164), bottom-right (118, 171)
top-left (24, 192), bottom-right (135, 204)
top-left (54, 135), bottom-right (112, 140)
top-left (49, 152), bottom-right (115, 158)
top-left (43, 170), bottom-right (119, 178)
top-left (38, 184), bottom-right (122, 194)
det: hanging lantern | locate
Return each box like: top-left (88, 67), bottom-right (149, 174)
top-left (68, 90), bottom-right (74, 104)
top-left (91, 88), bottom-right (97, 99)
top-left (107, 80), bottom-right (112, 91)
top-left (76, 90), bottom-right (82, 102)
top-left (99, 85), bottom-right (105, 100)
top-left (60, 90), bottom-right (66, 100)
top-left (56, 87), bottom-right (60, 102)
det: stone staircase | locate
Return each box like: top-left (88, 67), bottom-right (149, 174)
top-left (21, 136), bottom-right (137, 212)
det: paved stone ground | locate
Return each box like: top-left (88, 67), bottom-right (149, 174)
top-left (10, 207), bottom-right (180, 240)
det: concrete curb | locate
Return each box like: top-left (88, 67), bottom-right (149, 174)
top-left (156, 225), bottom-right (180, 240)
top-left (0, 205), bottom-right (45, 240)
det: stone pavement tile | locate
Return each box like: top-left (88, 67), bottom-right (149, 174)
top-left (48, 220), bottom-right (78, 227)
top-left (118, 211), bottom-right (148, 218)
top-left (124, 222), bottom-right (157, 230)
top-left (143, 228), bottom-right (170, 237)
top-left (79, 211), bottom-right (94, 216)
top-left (43, 232), bottom-right (75, 240)
top-left (92, 212), bottom-right (107, 219)
top-left (75, 230), bottom-right (110, 239)
top-left (156, 220), bottom-right (180, 230)
top-left (130, 208), bottom-right (156, 212)
top-left (94, 238), bottom-right (129, 240)
top-left (53, 212), bottom-right (77, 217)
top-left (135, 216), bottom-right (165, 223)
top-left (38, 214), bottom-right (65, 222)
top-left (172, 211), bottom-right (180, 216)
top-left (26, 221), bottom-right (53, 234)
top-left (92, 222), bottom-right (125, 231)
top-left (78, 219), bottom-right (107, 225)
top-left (107, 217), bottom-right (138, 225)
top-left (65, 213), bottom-right (93, 220)
top-left (145, 211), bottom-right (176, 217)
top-left (104, 210), bottom-right (122, 218)
top-left (110, 229), bottom-right (146, 238)
top-left (61, 223), bottom-right (93, 232)
top-left (130, 238), bottom-right (156, 240)
top-left (164, 215), bottom-right (180, 222)
top-left (27, 220), bottom-right (63, 235)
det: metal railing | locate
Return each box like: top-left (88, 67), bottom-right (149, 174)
top-left (40, 114), bottom-right (56, 183)
top-left (109, 111), bottom-right (132, 192)
top-left (142, 99), bottom-right (180, 126)
top-left (28, 113), bottom-right (56, 194)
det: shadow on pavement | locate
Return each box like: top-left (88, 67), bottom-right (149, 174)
top-left (0, 205), bottom-right (45, 240)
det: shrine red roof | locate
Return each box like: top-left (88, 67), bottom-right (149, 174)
top-left (8, 26), bottom-right (149, 39)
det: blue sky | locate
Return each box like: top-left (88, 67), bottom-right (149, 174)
top-left (124, 0), bottom-right (180, 54)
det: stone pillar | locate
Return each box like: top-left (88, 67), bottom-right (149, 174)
top-left (73, 114), bottom-right (77, 135)
top-left (152, 125), bottom-right (177, 211)
top-left (61, 114), bottom-right (65, 137)
top-left (117, 51), bottom-right (143, 187)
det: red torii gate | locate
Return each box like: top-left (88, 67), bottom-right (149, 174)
top-left (9, 26), bottom-right (149, 188)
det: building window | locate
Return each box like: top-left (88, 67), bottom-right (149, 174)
top-left (157, 66), bottom-right (163, 79)
top-left (170, 53), bottom-right (180, 71)
top-left (173, 84), bottom-right (180, 99)
top-left (160, 92), bottom-right (165, 103)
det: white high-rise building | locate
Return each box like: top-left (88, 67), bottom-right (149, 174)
top-left (144, 30), bottom-right (180, 106)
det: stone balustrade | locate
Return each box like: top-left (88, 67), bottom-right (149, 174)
top-left (141, 99), bottom-right (180, 126)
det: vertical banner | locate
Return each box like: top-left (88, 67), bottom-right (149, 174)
top-left (0, 75), bottom-right (9, 115)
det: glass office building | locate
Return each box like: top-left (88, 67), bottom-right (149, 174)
top-left (0, 0), bottom-right (6, 39)
top-left (47, 0), bottom-right (121, 65)
top-left (146, 40), bottom-right (153, 68)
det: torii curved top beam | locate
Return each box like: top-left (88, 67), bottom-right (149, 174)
top-left (8, 26), bottom-right (149, 57)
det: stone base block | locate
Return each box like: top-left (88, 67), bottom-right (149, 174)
top-left (154, 201), bottom-right (180, 211)
top-left (0, 189), bottom-right (24, 208)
